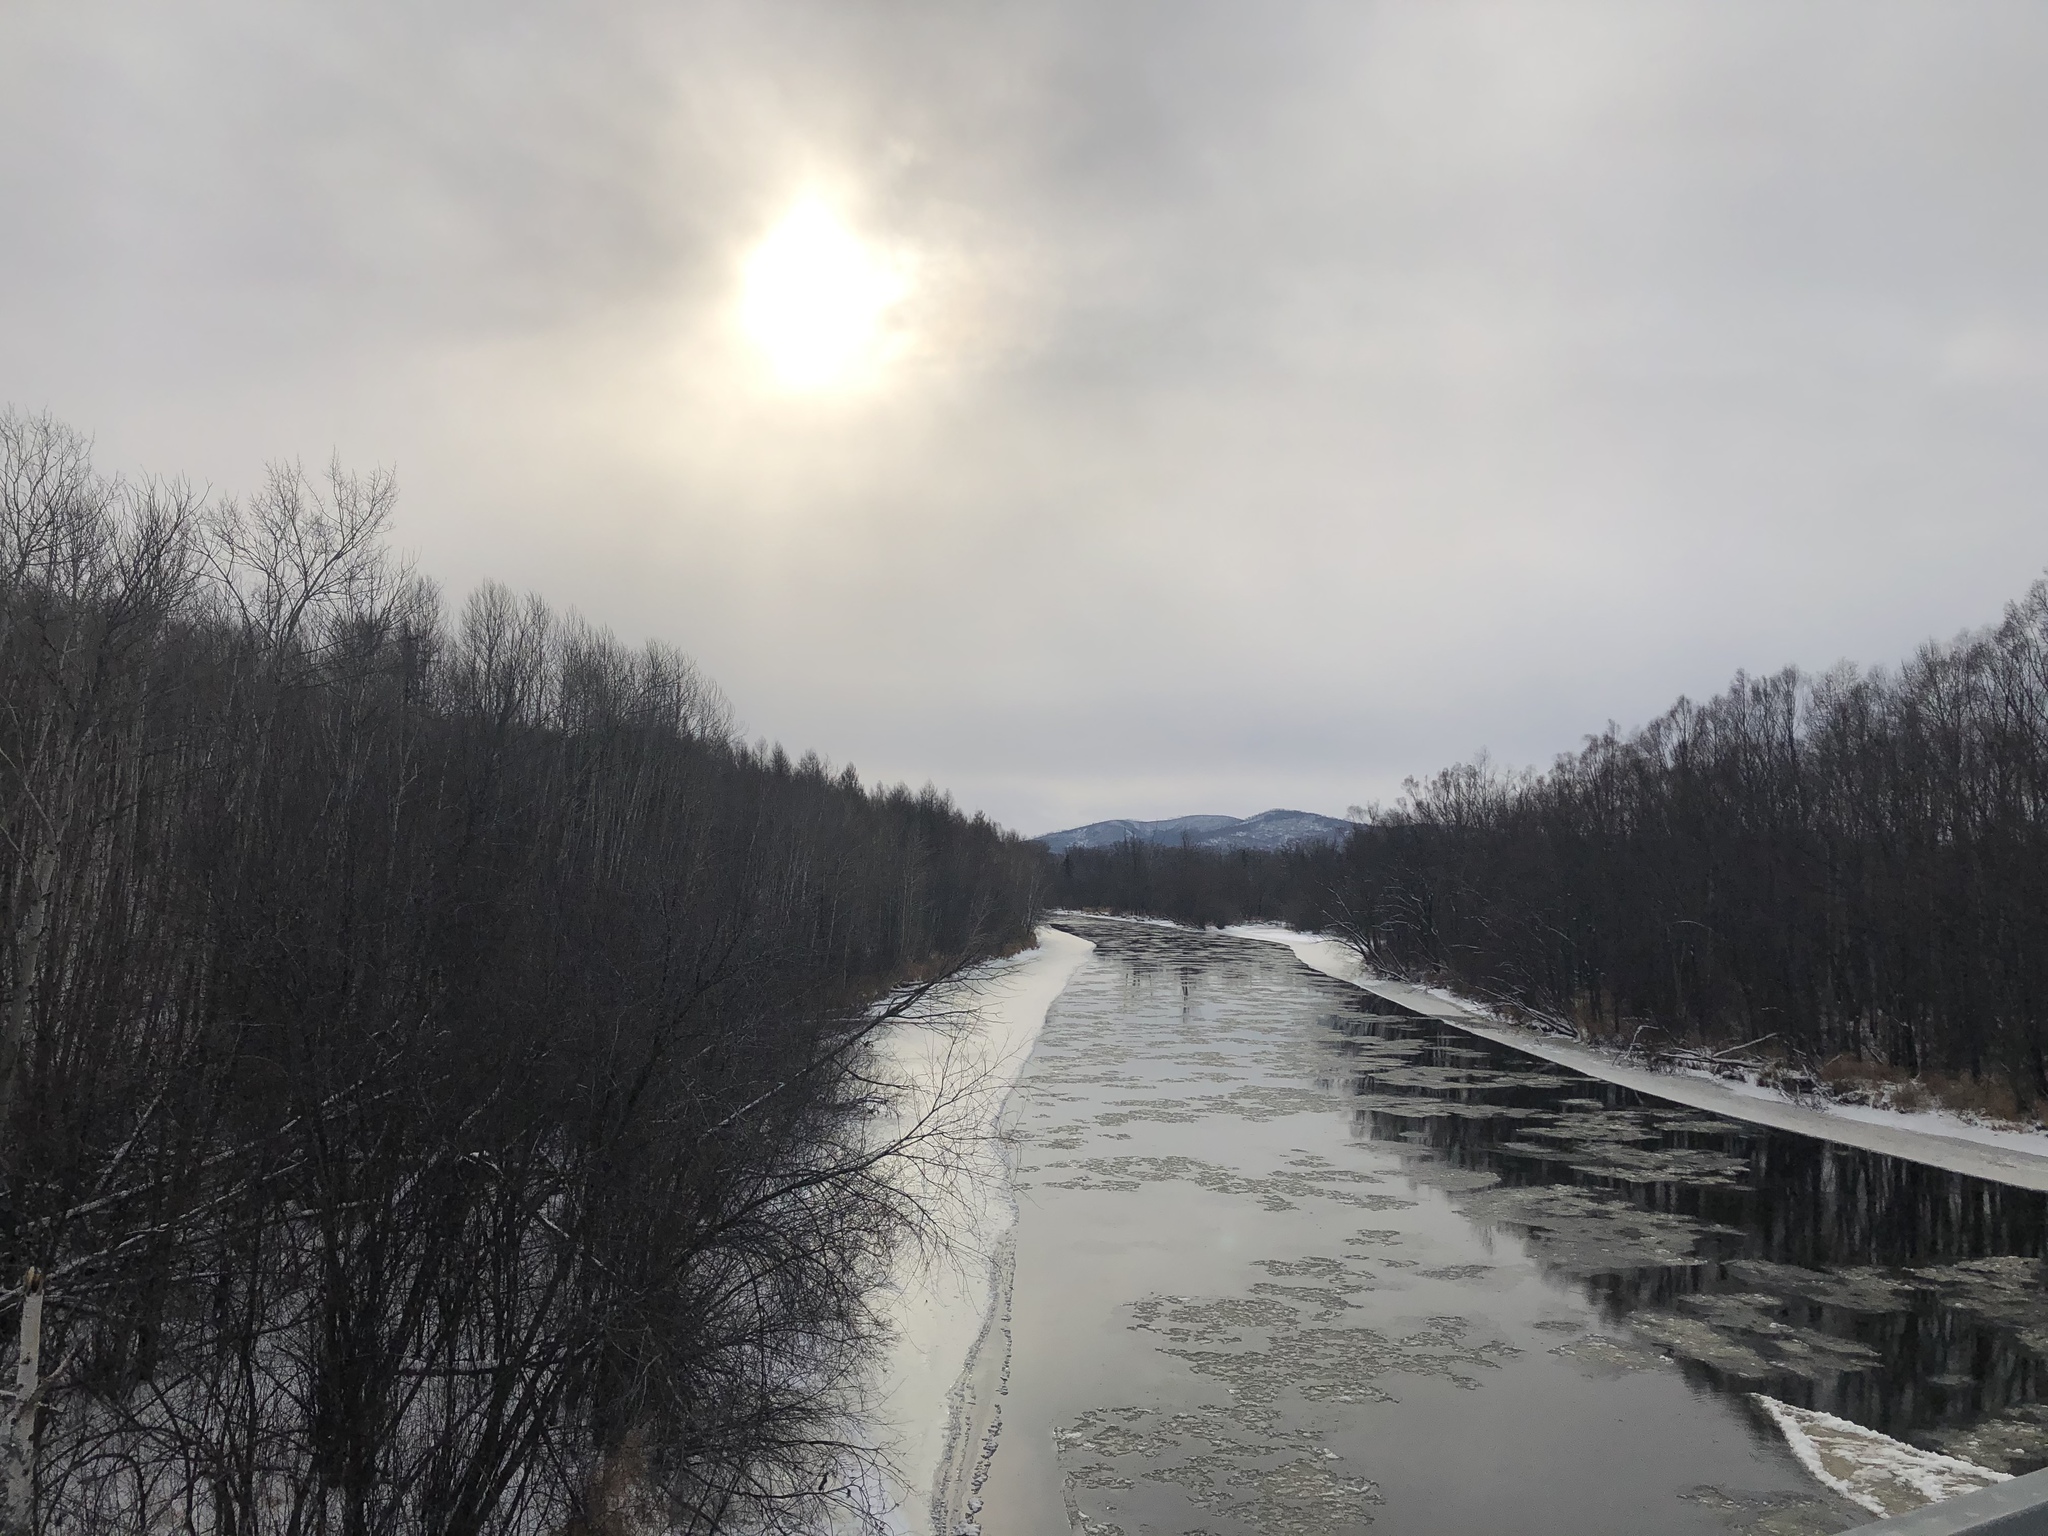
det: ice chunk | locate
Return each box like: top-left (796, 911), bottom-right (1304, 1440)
top-left (1753, 1393), bottom-right (2009, 1517)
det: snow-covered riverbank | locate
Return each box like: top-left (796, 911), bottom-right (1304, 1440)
top-left (862, 926), bottom-right (1093, 1534)
top-left (1226, 924), bottom-right (2048, 1194)
top-left (1216, 920), bottom-right (2048, 1524)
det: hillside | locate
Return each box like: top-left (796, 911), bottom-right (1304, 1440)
top-left (1037, 808), bottom-right (1353, 854)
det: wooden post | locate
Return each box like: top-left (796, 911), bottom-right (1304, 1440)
top-left (2, 1268), bottom-right (42, 1536)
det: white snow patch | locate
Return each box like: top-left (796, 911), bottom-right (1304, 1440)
top-left (860, 926), bottom-right (1093, 1534)
top-left (1751, 1395), bottom-right (2008, 1517)
top-left (1224, 924), bottom-right (2048, 1192)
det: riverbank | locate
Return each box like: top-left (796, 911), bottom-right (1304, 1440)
top-left (863, 925), bottom-right (1094, 1534)
top-left (977, 917), bottom-right (1922, 1536)
top-left (1225, 925), bottom-right (2048, 1194)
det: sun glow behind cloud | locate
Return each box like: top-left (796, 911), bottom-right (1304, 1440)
top-left (738, 199), bottom-right (910, 391)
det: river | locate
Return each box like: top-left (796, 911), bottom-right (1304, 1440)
top-left (939, 918), bottom-right (2048, 1536)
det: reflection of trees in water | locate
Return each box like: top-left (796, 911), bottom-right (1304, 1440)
top-left (1031, 919), bottom-right (1882, 1530)
top-left (1329, 995), bottom-right (2048, 1460)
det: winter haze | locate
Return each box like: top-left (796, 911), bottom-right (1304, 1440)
top-left (4, 1), bottom-right (2045, 835)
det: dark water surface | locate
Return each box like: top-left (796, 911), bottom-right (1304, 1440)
top-left (968, 919), bottom-right (2048, 1536)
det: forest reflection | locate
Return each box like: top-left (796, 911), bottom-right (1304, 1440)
top-left (1332, 1001), bottom-right (2048, 1466)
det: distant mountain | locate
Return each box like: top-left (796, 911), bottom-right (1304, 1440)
top-left (1035, 808), bottom-right (1354, 854)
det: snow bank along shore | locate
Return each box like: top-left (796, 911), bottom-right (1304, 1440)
top-left (887, 916), bottom-right (2042, 1530)
top-left (1226, 925), bottom-right (2048, 1194)
top-left (861, 926), bottom-right (1093, 1534)
top-left (1218, 920), bottom-right (2045, 1521)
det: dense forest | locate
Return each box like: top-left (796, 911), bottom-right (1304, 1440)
top-left (0, 413), bottom-right (1042, 1534)
top-left (1052, 577), bottom-right (2048, 1114)
top-left (13, 390), bottom-right (2045, 1528)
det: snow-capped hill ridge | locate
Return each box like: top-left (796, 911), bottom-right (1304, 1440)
top-left (1036, 808), bottom-right (1352, 854)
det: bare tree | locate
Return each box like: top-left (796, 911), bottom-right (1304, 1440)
top-left (0, 411), bottom-right (1046, 1535)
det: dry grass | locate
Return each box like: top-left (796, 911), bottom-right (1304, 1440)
top-left (1929, 1071), bottom-right (2026, 1122)
top-left (1816, 1055), bottom-right (2033, 1125)
top-left (1888, 1079), bottom-right (1933, 1113)
top-left (1818, 1057), bottom-right (1913, 1097)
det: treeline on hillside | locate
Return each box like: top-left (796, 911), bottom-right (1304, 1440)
top-left (0, 413), bottom-right (1041, 1534)
top-left (1053, 578), bottom-right (2048, 1107)
top-left (1046, 840), bottom-right (1334, 932)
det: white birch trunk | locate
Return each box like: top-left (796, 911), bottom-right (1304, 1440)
top-left (2, 1269), bottom-right (42, 1536)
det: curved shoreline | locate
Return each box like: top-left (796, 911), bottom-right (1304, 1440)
top-left (866, 925), bottom-right (1094, 1535)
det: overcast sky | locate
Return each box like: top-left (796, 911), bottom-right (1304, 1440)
top-left (4, 2), bottom-right (2045, 834)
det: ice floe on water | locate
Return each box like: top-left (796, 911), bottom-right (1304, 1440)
top-left (1225, 922), bottom-right (2048, 1190)
top-left (1752, 1395), bottom-right (2008, 1516)
top-left (1054, 1403), bottom-right (1382, 1536)
top-left (894, 918), bottom-right (2048, 1534)
top-left (967, 919), bottom-right (1912, 1535)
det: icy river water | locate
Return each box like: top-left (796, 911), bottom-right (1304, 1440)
top-left (947, 918), bottom-right (2048, 1536)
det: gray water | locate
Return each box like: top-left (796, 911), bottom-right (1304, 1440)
top-left (962, 918), bottom-right (2048, 1536)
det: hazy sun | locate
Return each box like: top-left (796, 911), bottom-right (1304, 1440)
top-left (739, 200), bottom-right (908, 391)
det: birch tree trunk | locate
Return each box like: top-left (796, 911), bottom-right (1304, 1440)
top-left (2, 1269), bottom-right (42, 1536)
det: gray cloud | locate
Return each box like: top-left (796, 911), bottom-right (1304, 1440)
top-left (5, 1), bottom-right (2046, 833)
